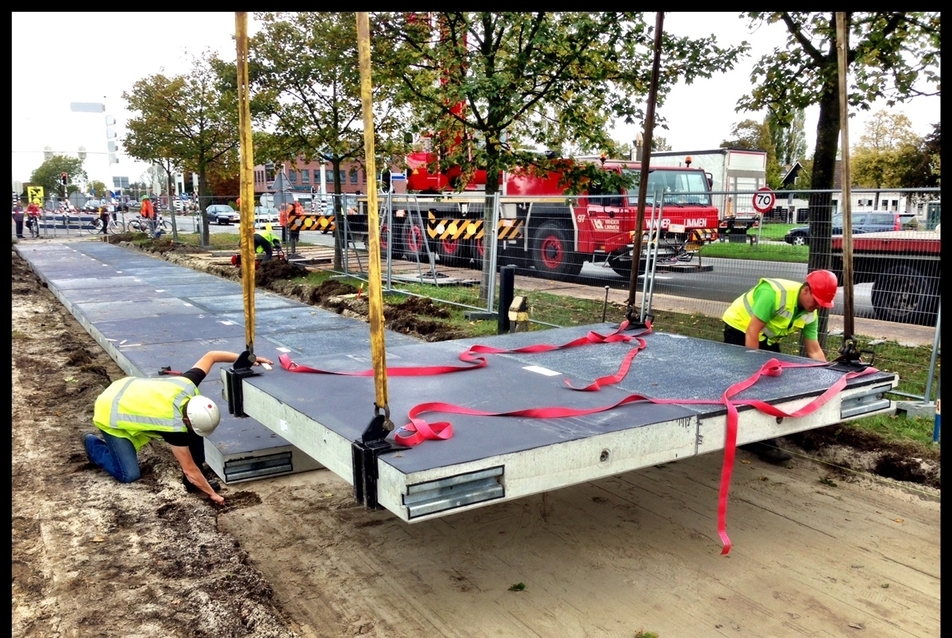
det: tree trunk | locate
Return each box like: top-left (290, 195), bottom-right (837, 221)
top-left (199, 169), bottom-right (210, 246)
top-left (805, 76), bottom-right (841, 354)
top-left (331, 159), bottom-right (344, 271)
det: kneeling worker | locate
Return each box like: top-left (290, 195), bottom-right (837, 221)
top-left (82, 350), bottom-right (273, 504)
top-left (722, 269), bottom-right (838, 463)
top-left (253, 224), bottom-right (282, 262)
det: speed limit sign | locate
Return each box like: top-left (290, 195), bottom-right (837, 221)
top-left (752, 187), bottom-right (776, 213)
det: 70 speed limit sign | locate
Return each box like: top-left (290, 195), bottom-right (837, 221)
top-left (752, 187), bottom-right (776, 213)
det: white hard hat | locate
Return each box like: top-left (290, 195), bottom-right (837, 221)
top-left (185, 396), bottom-right (221, 437)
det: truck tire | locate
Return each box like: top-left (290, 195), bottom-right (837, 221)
top-left (436, 234), bottom-right (466, 268)
top-left (871, 264), bottom-right (938, 326)
top-left (470, 237), bottom-right (486, 270)
top-left (378, 220), bottom-right (394, 257)
top-left (531, 222), bottom-right (583, 278)
top-left (398, 217), bottom-right (427, 261)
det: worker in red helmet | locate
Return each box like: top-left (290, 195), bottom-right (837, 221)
top-left (721, 269), bottom-right (838, 462)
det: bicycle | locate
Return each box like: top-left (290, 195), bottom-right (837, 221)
top-left (26, 214), bottom-right (41, 239)
top-left (128, 214), bottom-right (171, 237)
top-left (84, 215), bottom-right (126, 236)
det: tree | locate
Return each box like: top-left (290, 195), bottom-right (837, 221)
top-left (381, 13), bottom-right (746, 190)
top-left (721, 118), bottom-right (783, 188)
top-left (376, 12), bottom-right (747, 297)
top-left (738, 11), bottom-right (940, 347)
top-left (891, 120), bottom-right (939, 190)
top-left (720, 119), bottom-right (767, 150)
top-left (767, 107), bottom-right (807, 167)
top-left (615, 135), bottom-right (671, 160)
top-left (248, 12), bottom-right (408, 269)
top-left (88, 181), bottom-right (109, 199)
top-left (29, 155), bottom-right (87, 200)
top-left (122, 52), bottom-right (241, 244)
top-left (850, 110), bottom-right (921, 205)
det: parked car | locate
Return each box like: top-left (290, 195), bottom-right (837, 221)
top-left (207, 204), bottom-right (239, 225)
top-left (83, 199), bottom-right (106, 212)
top-left (253, 206), bottom-right (280, 229)
top-left (784, 210), bottom-right (918, 246)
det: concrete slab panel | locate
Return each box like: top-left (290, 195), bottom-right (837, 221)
top-left (188, 293), bottom-right (300, 314)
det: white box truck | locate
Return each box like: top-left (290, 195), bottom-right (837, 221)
top-left (649, 148), bottom-right (768, 238)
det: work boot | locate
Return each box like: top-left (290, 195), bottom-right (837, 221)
top-left (742, 438), bottom-right (793, 464)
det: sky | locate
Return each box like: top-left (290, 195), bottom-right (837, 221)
top-left (11, 12), bottom-right (941, 190)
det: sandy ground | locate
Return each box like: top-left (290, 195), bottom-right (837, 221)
top-left (11, 239), bottom-right (940, 638)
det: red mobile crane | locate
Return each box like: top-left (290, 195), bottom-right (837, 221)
top-left (382, 155), bottom-right (719, 280)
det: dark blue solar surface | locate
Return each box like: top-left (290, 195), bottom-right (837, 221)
top-left (16, 241), bottom-right (896, 477)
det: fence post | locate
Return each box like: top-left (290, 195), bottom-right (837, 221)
top-left (498, 265), bottom-right (515, 334)
top-left (933, 399), bottom-right (941, 444)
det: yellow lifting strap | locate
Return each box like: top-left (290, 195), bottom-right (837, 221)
top-left (356, 13), bottom-right (390, 427)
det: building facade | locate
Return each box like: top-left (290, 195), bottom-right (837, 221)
top-left (254, 156), bottom-right (406, 204)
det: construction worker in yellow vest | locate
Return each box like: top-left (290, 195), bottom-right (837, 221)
top-left (253, 225), bottom-right (282, 261)
top-left (722, 270), bottom-right (837, 463)
top-left (82, 350), bottom-right (273, 504)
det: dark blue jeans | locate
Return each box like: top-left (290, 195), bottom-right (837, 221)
top-left (84, 431), bottom-right (141, 483)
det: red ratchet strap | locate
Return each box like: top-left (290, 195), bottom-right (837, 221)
top-left (278, 320), bottom-right (650, 378)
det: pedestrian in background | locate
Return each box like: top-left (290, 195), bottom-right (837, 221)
top-left (140, 197), bottom-right (155, 236)
top-left (26, 201), bottom-right (41, 237)
top-left (99, 205), bottom-right (110, 236)
top-left (291, 200), bottom-right (304, 245)
top-left (12, 203), bottom-right (25, 238)
top-left (721, 269), bottom-right (838, 463)
top-left (278, 202), bottom-right (289, 243)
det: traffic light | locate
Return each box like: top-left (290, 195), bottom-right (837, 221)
top-left (61, 173), bottom-right (68, 186)
top-left (381, 169), bottom-right (392, 193)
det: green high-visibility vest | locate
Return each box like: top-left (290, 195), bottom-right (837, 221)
top-left (722, 277), bottom-right (816, 346)
top-left (92, 376), bottom-right (199, 451)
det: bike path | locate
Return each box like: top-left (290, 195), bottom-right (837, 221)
top-left (13, 239), bottom-right (421, 483)
top-left (14, 239), bottom-right (900, 519)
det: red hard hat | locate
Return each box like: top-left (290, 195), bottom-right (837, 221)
top-left (805, 270), bottom-right (837, 308)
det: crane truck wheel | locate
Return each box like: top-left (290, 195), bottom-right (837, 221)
top-left (437, 235), bottom-right (466, 267)
top-left (380, 221), bottom-right (393, 258)
top-left (400, 218), bottom-right (427, 261)
top-left (470, 237), bottom-right (486, 270)
top-left (871, 264), bottom-right (938, 326)
top-left (531, 222), bottom-right (583, 278)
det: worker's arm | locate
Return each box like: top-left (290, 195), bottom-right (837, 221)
top-left (170, 446), bottom-right (223, 504)
top-left (803, 338), bottom-right (827, 362)
top-left (190, 350), bottom-right (273, 376)
top-left (744, 316), bottom-right (768, 350)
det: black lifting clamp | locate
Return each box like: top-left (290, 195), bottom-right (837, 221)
top-left (832, 336), bottom-right (876, 370)
top-left (624, 305), bottom-right (654, 331)
top-left (352, 411), bottom-right (408, 510)
top-left (224, 349), bottom-right (259, 417)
